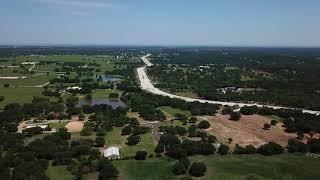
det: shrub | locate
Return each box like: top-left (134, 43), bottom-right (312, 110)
top-left (230, 112), bottom-right (241, 121)
top-left (189, 162), bottom-right (207, 177)
top-left (126, 135), bottom-right (141, 146)
top-left (257, 142), bottom-right (284, 156)
top-left (172, 162), bottom-right (186, 175)
top-left (121, 125), bottom-right (132, 136)
top-left (197, 120), bottom-right (210, 129)
top-left (134, 151), bottom-right (147, 160)
top-left (189, 117), bottom-right (198, 123)
top-left (270, 120), bottom-right (278, 126)
top-left (218, 144), bottom-right (230, 155)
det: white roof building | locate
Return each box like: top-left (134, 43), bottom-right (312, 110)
top-left (104, 147), bottom-right (120, 159)
top-left (25, 124), bottom-right (48, 129)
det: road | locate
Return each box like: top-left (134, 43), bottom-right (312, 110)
top-left (137, 54), bottom-right (320, 115)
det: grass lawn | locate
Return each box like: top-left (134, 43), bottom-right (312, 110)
top-left (113, 158), bottom-right (176, 180)
top-left (159, 106), bottom-right (192, 118)
top-left (173, 91), bottom-right (200, 99)
top-left (46, 166), bottom-right (74, 180)
top-left (92, 89), bottom-right (121, 99)
top-left (160, 119), bottom-right (184, 127)
top-left (106, 127), bottom-right (157, 156)
top-left (83, 172), bottom-right (99, 180)
top-left (49, 121), bottom-right (69, 129)
top-left (71, 132), bottom-right (97, 141)
top-left (122, 132), bottom-right (156, 157)
top-left (0, 87), bottom-right (43, 109)
top-left (113, 154), bottom-right (320, 180)
top-left (106, 127), bottom-right (124, 147)
top-left (0, 75), bottom-right (56, 86)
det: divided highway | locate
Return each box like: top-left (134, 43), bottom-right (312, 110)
top-left (137, 54), bottom-right (320, 115)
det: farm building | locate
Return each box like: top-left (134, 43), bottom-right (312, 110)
top-left (104, 147), bottom-right (120, 159)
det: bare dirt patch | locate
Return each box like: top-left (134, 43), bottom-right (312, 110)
top-left (65, 121), bottom-right (84, 132)
top-left (205, 114), bottom-right (296, 148)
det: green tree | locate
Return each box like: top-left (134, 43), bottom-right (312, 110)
top-left (189, 162), bottom-right (207, 177)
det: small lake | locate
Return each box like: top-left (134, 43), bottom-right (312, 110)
top-left (100, 75), bottom-right (122, 82)
top-left (78, 98), bottom-right (125, 109)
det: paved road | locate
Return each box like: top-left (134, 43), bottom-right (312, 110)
top-left (137, 54), bottom-right (320, 115)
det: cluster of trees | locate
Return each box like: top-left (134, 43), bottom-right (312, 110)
top-left (123, 91), bottom-right (220, 117)
top-left (0, 125), bottom-right (119, 180)
top-left (287, 139), bottom-right (320, 154)
top-left (156, 133), bottom-right (216, 159)
top-left (234, 142), bottom-right (284, 156)
top-left (172, 157), bottom-right (207, 177)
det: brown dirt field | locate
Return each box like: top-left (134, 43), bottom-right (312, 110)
top-left (65, 121), bottom-right (84, 132)
top-left (205, 114), bottom-right (297, 148)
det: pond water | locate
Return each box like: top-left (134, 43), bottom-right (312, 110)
top-left (78, 98), bottom-right (125, 109)
top-left (100, 75), bottom-right (122, 82)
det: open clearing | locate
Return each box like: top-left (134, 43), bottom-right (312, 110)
top-left (206, 114), bottom-right (296, 147)
top-left (65, 121), bottom-right (84, 132)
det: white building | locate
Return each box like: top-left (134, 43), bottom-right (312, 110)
top-left (25, 124), bottom-right (48, 129)
top-left (104, 147), bottom-right (120, 159)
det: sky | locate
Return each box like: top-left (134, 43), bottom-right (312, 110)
top-left (0, 0), bottom-right (320, 46)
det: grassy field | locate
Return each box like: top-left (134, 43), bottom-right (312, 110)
top-left (49, 121), bottom-right (69, 129)
top-left (0, 74), bottom-right (56, 86)
top-left (106, 127), bottom-right (157, 157)
top-left (46, 166), bottom-right (74, 180)
top-left (159, 106), bottom-right (192, 118)
top-left (113, 154), bottom-right (320, 180)
top-left (106, 127), bottom-right (124, 147)
top-left (92, 89), bottom-right (121, 99)
top-left (0, 87), bottom-right (43, 109)
top-left (122, 132), bottom-right (156, 156)
top-left (114, 158), bottom-right (176, 180)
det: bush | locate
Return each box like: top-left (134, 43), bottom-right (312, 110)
top-left (155, 143), bottom-right (165, 154)
top-left (134, 151), bottom-right (147, 160)
top-left (0, 96), bottom-right (4, 102)
top-left (189, 117), bottom-right (198, 123)
top-left (197, 120), bottom-right (210, 129)
top-left (179, 157), bottom-right (190, 169)
top-left (172, 162), bottom-right (186, 175)
top-left (234, 144), bottom-right (257, 154)
top-left (257, 142), bottom-right (284, 156)
top-left (95, 137), bottom-right (105, 147)
top-left (263, 123), bottom-right (271, 130)
top-left (229, 112), bottom-right (241, 121)
top-left (218, 144), bottom-right (230, 155)
top-left (270, 120), bottom-right (278, 126)
top-left (126, 135), bottom-right (141, 146)
top-left (109, 93), bottom-right (119, 99)
top-left (189, 162), bottom-right (207, 177)
top-left (207, 135), bottom-right (217, 143)
top-left (3, 84), bottom-right (9, 88)
top-left (287, 139), bottom-right (307, 153)
top-left (240, 106), bottom-right (258, 115)
top-left (121, 125), bottom-right (132, 136)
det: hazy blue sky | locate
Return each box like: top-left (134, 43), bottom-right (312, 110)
top-left (0, 0), bottom-right (320, 46)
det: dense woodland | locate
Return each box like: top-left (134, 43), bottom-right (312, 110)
top-left (148, 50), bottom-right (320, 110)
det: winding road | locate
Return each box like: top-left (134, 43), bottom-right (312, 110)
top-left (137, 54), bottom-right (320, 115)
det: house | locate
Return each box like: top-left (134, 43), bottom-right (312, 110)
top-left (104, 147), bottom-right (120, 159)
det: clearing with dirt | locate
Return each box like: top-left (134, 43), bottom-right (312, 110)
top-left (205, 114), bottom-right (297, 148)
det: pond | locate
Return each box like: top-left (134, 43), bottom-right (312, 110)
top-left (78, 98), bottom-right (125, 109)
top-left (100, 75), bottom-right (123, 82)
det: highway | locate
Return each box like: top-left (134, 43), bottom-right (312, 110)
top-left (137, 54), bottom-right (320, 115)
